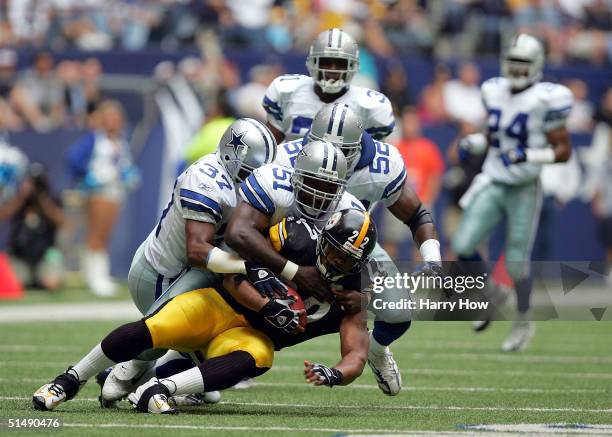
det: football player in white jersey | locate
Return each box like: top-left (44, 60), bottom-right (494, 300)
top-left (272, 103), bottom-right (443, 395)
top-left (98, 118), bottom-right (284, 406)
top-left (454, 34), bottom-right (573, 352)
top-left (262, 28), bottom-right (395, 143)
top-left (225, 140), bottom-right (363, 300)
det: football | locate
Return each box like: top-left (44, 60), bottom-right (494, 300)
top-left (286, 287), bottom-right (308, 329)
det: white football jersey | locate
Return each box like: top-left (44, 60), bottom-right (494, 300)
top-left (240, 163), bottom-right (365, 226)
top-left (263, 74), bottom-right (395, 141)
top-left (144, 153), bottom-right (237, 277)
top-left (274, 136), bottom-right (406, 211)
top-left (481, 77), bottom-right (573, 185)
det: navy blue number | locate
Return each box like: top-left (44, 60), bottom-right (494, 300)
top-left (290, 116), bottom-right (313, 135)
top-left (367, 89), bottom-right (386, 104)
top-left (217, 173), bottom-right (232, 190)
top-left (505, 113), bottom-right (529, 150)
top-left (488, 109), bottom-right (529, 150)
top-left (283, 141), bottom-right (302, 167)
top-left (272, 167), bottom-right (292, 191)
top-left (370, 142), bottom-right (390, 174)
top-left (201, 164), bottom-right (218, 178)
top-left (201, 164), bottom-right (231, 190)
top-left (487, 108), bottom-right (502, 148)
top-left (156, 180), bottom-right (177, 237)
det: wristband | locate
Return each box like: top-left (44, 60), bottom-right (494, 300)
top-left (280, 260), bottom-right (299, 281)
top-left (419, 239), bottom-right (441, 263)
top-left (526, 148), bottom-right (555, 164)
top-left (205, 247), bottom-right (247, 274)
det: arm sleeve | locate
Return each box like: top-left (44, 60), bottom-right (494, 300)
top-left (380, 147), bottom-right (408, 207)
top-left (364, 95), bottom-right (396, 140)
top-left (178, 171), bottom-right (224, 224)
top-left (543, 84), bottom-right (574, 132)
top-left (262, 77), bottom-right (284, 131)
top-left (239, 166), bottom-right (278, 216)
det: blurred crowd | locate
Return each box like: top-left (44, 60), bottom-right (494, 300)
top-left (0, 49), bottom-right (103, 132)
top-left (0, 1), bottom-right (610, 64)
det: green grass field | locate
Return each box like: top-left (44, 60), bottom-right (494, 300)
top-left (1, 306), bottom-right (611, 436)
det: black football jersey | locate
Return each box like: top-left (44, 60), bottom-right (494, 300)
top-left (218, 216), bottom-right (364, 350)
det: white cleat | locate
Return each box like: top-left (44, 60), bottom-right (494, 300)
top-left (368, 346), bottom-right (402, 396)
top-left (169, 391), bottom-right (221, 407)
top-left (32, 370), bottom-right (82, 411)
top-left (127, 378), bottom-right (177, 414)
top-left (501, 320), bottom-right (535, 352)
top-left (101, 360), bottom-right (152, 403)
top-left (232, 378), bottom-right (254, 389)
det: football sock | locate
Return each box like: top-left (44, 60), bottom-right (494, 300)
top-left (154, 351), bottom-right (196, 379)
top-left (101, 320), bottom-right (153, 362)
top-left (371, 320), bottom-right (412, 349)
top-left (163, 351), bottom-right (269, 395)
top-left (71, 344), bottom-right (115, 382)
top-left (515, 276), bottom-right (533, 314)
top-left (160, 367), bottom-right (203, 396)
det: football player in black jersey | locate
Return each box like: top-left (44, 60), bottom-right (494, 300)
top-left (33, 209), bottom-right (376, 414)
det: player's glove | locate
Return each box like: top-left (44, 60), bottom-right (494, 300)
top-left (308, 364), bottom-right (343, 387)
top-left (245, 262), bottom-right (288, 298)
top-left (411, 262), bottom-right (453, 298)
top-left (458, 133), bottom-right (487, 163)
top-left (259, 297), bottom-right (300, 334)
top-left (500, 148), bottom-right (527, 166)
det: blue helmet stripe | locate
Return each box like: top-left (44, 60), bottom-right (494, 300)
top-left (337, 105), bottom-right (348, 135)
top-left (327, 103), bottom-right (338, 134)
top-left (245, 118), bottom-right (273, 163)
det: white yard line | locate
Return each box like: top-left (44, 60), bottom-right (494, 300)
top-left (0, 301), bottom-right (140, 323)
top-left (2, 361), bottom-right (612, 380)
top-left (2, 397), bottom-right (611, 414)
top-left (1, 378), bottom-right (606, 395)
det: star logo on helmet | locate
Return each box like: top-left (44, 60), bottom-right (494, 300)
top-left (227, 129), bottom-right (247, 157)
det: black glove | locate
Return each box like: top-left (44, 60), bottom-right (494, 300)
top-left (245, 262), bottom-right (287, 298)
top-left (310, 364), bottom-right (343, 387)
top-left (259, 298), bottom-right (301, 334)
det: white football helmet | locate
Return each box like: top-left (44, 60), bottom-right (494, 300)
top-left (306, 28), bottom-right (360, 94)
top-left (216, 118), bottom-right (277, 183)
top-left (291, 140), bottom-right (347, 221)
top-left (501, 34), bottom-right (544, 91)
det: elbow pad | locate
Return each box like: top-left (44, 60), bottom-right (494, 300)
top-left (404, 203), bottom-right (433, 235)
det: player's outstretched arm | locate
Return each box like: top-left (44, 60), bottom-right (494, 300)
top-left (547, 126), bottom-right (572, 162)
top-left (225, 201), bottom-right (292, 274)
top-left (304, 310), bottom-right (368, 387)
top-left (226, 201), bottom-right (332, 301)
top-left (185, 219), bottom-right (219, 269)
top-left (387, 181), bottom-right (441, 263)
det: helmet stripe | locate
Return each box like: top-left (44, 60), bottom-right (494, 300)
top-left (353, 211), bottom-right (370, 249)
top-left (337, 105), bottom-right (348, 135)
top-left (331, 145), bottom-right (338, 171)
top-left (327, 103), bottom-right (338, 134)
top-left (245, 118), bottom-right (272, 163)
top-left (337, 29), bottom-right (343, 48)
top-left (321, 141), bottom-right (329, 170)
top-left (328, 29), bottom-right (333, 47)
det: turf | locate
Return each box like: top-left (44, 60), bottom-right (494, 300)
top-left (0, 318), bottom-right (611, 436)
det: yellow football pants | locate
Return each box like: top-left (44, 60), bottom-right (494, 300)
top-left (144, 288), bottom-right (274, 369)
